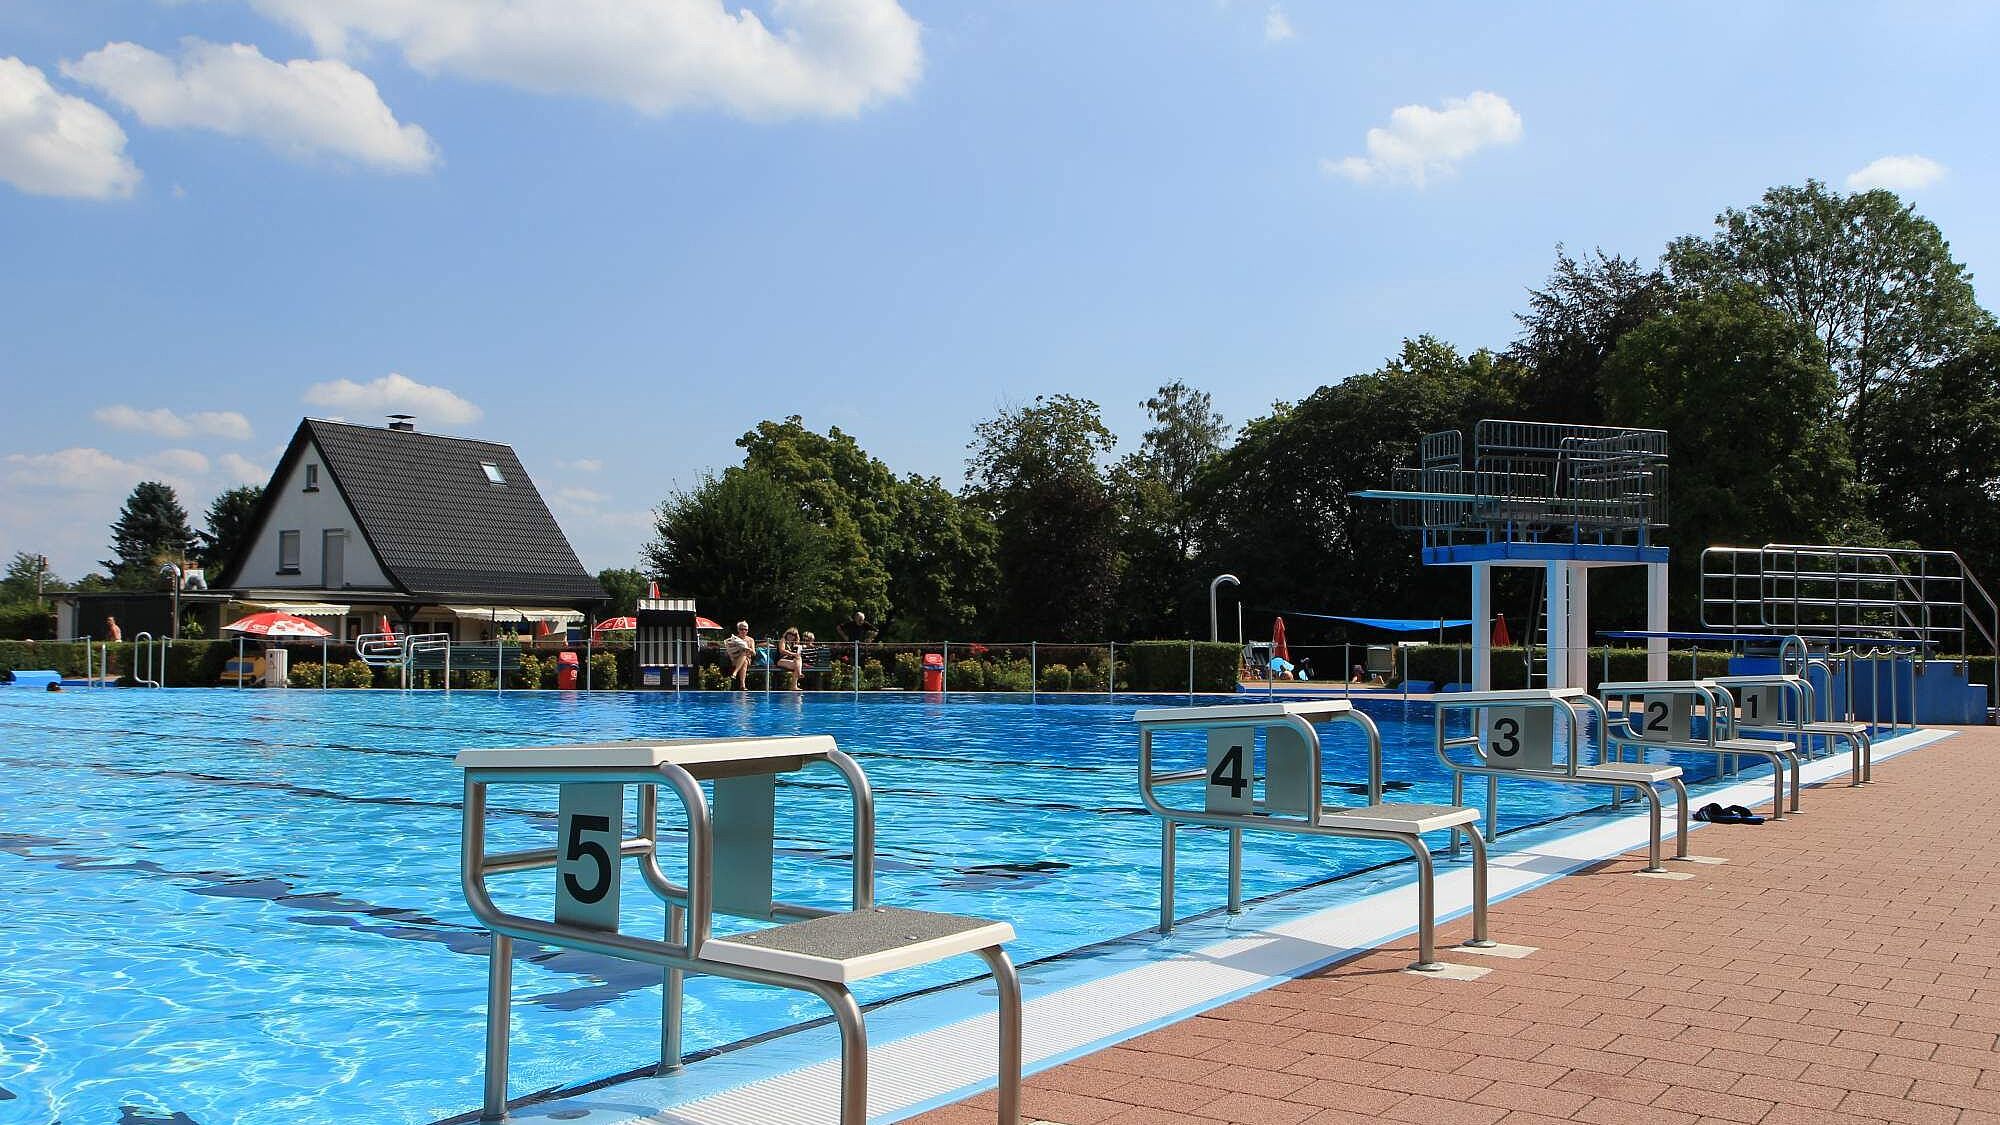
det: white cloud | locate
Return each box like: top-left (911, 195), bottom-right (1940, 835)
top-left (555, 485), bottom-right (609, 505)
top-left (1323, 90), bottom-right (1522, 188)
top-left (64, 39), bottom-right (436, 172)
top-left (248, 0), bottom-right (923, 120)
top-left (557, 457), bottom-right (604, 472)
top-left (1264, 5), bottom-right (1295, 42)
top-left (219, 451), bottom-right (268, 483)
top-left (4, 446), bottom-right (213, 491)
top-left (1845, 154), bottom-right (1946, 192)
top-left (0, 56), bottom-right (141, 199)
top-left (303, 372), bottom-right (484, 426)
top-left (94, 404), bottom-right (253, 440)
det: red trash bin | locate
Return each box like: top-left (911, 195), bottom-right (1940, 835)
top-left (555, 650), bottom-right (581, 690)
top-left (921, 652), bottom-right (945, 692)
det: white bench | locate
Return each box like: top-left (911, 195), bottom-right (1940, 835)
top-left (1135, 700), bottom-right (1495, 972)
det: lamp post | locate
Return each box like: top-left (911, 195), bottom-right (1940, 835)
top-left (165, 538), bottom-right (195, 640)
top-left (1209, 574), bottom-right (1239, 643)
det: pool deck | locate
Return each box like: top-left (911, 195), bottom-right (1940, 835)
top-left (912, 724), bottom-right (2000, 1125)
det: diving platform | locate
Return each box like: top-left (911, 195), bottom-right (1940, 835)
top-left (1353, 420), bottom-right (1674, 690)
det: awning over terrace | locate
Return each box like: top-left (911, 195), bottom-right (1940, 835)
top-left (236, 601), bottom-right (352, 618)
top-left (447, 606), bottom-right (587, 625)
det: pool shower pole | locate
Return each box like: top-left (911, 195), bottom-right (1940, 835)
top-left (1188, 640), bottom-right (1195, 703)
top-left (1031, 642), bottom-right (1038, 701)
top-left (1208, 574), bottom-right (1239, 642)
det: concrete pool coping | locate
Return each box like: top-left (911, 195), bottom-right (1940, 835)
top-left (469, 725), bottom-right (1952, 1125)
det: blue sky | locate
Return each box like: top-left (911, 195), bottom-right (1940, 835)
top-left (3, 1), bottom-right (1996, 579)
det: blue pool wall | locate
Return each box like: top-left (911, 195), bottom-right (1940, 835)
top-left (1727, 656), bottom-right (1989, 725)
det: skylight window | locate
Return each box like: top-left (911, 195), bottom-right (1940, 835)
top-left (480, 461), bottom-right (506, 486)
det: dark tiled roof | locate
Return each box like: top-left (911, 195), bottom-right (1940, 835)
top-left (300, 420), bottom-right (602, 602)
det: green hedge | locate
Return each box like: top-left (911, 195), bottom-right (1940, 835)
top-left (1121, 641), bottom-right (1241, 692)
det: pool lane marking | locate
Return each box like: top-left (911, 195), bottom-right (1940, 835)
top-left (492, 726), bottom-right (1951, 1125)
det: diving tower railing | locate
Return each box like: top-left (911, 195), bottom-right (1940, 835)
top-left (1700, 544), bottom-right (1998, 708)
top-left (1359, 420), bottom-right (1668, 553)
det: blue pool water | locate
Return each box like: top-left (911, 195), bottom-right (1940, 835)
top-left (0, 688), bottom-right (1745, 1125)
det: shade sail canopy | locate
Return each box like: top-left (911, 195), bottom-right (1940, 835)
top-left (1279, 611), bottom-right (1473, 632)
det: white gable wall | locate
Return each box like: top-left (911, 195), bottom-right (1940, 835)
top-left (237, 438), bottom-right (392, 589)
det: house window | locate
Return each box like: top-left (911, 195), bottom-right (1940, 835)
top-left (480, 461), bottom-right (506, 486)
top-left (304, 464), bottom-right (319, 492)
top-left (278, 530), bottom-right (301, 574)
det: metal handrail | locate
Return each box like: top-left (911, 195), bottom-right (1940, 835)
top-left (131, 631), bottom-right (163, 688)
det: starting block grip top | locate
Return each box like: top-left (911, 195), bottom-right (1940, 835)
top-left (1132, 699), bottom-right (1353, 728)
top-left (454, 734), bottom-right (837, 779)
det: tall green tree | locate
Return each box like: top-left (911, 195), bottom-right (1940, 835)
top-left (736, 416), bottom-right (998, 637)
top-left (597, 567), bottom-right (648, 616)
top-left (197, 485), bottom-right (264, 572)
top-left (879, 473), bottom-right (998, 639)
top-left (1506, 246), bottom-right (1673, 424)
top-left (1192, 337), bottom-right (1515, 630)
top-left (966, 396), bottom-right (1121, 640)
top-left (737, 418), bottom-right (895, 627)
top-left (643, 469), bottom-right (824, 633)
top-left (1113, 382), bottom-right (1230, 637)
top-left (1600, 286), bottom-right (1870, 621)
top-left (103, 481), bottom-right (195, 589)
top-left (1858, 330), bottom-right (2000, 585)
top-left (1, 552), bottom-right (61, 604)
top-left (1663, 181), bottom-right (1992, 468)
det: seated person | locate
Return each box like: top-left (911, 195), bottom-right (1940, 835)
top-left (1268, 656), bottom-right (1295, 681)
top-left (1351, 663), bottom-right (1368, 683)
top-left (776, 627), bottom-right (804, 690)
top-left (723, 621), bottom-right (755, 689)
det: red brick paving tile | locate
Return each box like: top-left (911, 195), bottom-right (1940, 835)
top-left (1106, 1076), bottom-right (1228, 1113)
top-left (1763, 1108), bottom-right (1891, 1125)
top-left (1455, 1055), bottom-right (1570, 1088)
top-left (1835, 1088), bottom-right (1961, 1125)
top-left (1189, 1091), bottom-right (1319, 1124)
top-left (1285, 1079), bottom-right (1406, 1113)
top-left (1299, 1107), bottom-right (1407, 1125)
top-left (1651, 1085), bottom-right (1775, 1123)
top-left (1095, 1107), bottom-right (1224, 1125)
top-left (1573, 1096), bottom-right (1699, 1125)
top-left (1467, 1079), bottom-right (1592, 1117)
top-left (1381, 1093), bottom-right (1507, 1125)
top-left (1726, 1073), bottom-right (1851, 1110)
top-left (1910, 1080), bottom-right (2000, 1113)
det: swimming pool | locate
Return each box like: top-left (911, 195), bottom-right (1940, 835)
top-left (0, 688), bottom-right (1745, 1124)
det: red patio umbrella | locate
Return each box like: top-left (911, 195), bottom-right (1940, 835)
top-left (223, 611), bottom-right (332, 638)
top-left (694, 616), bottom-right (723, 632)
top-left (1492, 613), bottom-right (1512, 647)
top-left (1272, 616), bottom-right (1290, 662)
top-left (592, 616), bottom-right (638, 633)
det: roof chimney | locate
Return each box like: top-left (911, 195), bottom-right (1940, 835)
top-left (387, 414), bottom-right (416, 431)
